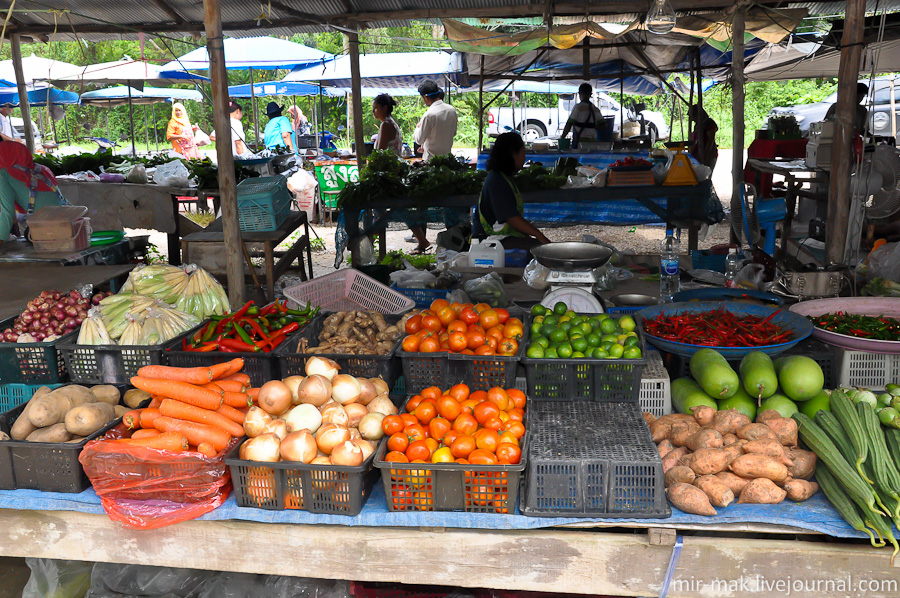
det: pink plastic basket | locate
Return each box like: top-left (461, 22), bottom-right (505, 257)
top-left (283, 269), bottom-right (414, 314)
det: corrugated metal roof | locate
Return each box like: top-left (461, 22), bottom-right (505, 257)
top-left (787, 0), bottom-right (900, 16)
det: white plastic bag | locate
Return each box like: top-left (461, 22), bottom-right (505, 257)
top-left (125, 164), bottom-right (148, 184)
top-left (734, 263), bottom-right (767, 290)
top-left (590, 170), bottom-right (608, 187)
top-left (193, 128), bottom-right (211, 146)
top-left (390, 260), bottom-right (437, 288)
top-left (23, 558), bottom-right (93, 598)
top-left (286, 168), bottom-right (317, 194)
top-left (867, 242), bottom-right (900, 282)
top-left (523, 258), bottom-right (551, 291)
top-left (154, 160), bottom-right (190, 187)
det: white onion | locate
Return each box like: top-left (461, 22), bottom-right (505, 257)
top-left (318, 399), bottom-right (338, 413)
top-left (283, 375), bottom-right (305, 405)
top-left (348, 428), bottom-right (361, 440)
top-left (315, 424), bottom-right (351, 455)
top-left (369, 378), bottom-right (390, 396)
top-left (258, 380), bottom-right (293, 415)
top-left (344, 403), bottom-right (369, 428)
top-left (280, 430), bottom-right (318, 463)
top-left (320, 403), bottom-right (349, 427)
top-left (262, 419), bottom-right (289, 441)
top-left (331, 374), bottom-right (361, 405)
top-left (330, 440), bottom-right (364, 466)
top-left (311, 456), bottom-right (331, 465)
top-left (243, 406), bottom-right (273, 438)
top-left (367, 395), bottom-right (398, 416)
top-left (305, 356), bottom-right (340, 381)
top-left (353, 438), bottom-right (375, 461)
top-left (283, 404), bottom-right (322, 434)
top-left (242, 434), bottom-right (281, 462)
top-left (357, 379), bottom-right (378, 405)
top-left (358, 412), bottom-right (386, 440)
top-left (298, 375), bottom-right (332, 406)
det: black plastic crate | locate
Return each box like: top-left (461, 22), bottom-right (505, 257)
top-left (0, 394), bottom-right (124, 492)
top-left (521, 314), bottom-right (648, 402)
top-left (399, 349), bottom-right (521, 395)
top-left (276, 312), bottom-right (402, 389)
top-left (0, 316), bottom-right (79, 384)
top-left (522, 401), bottom-right (668, 518)
top-left (225, 438), bottom-right (378, 515)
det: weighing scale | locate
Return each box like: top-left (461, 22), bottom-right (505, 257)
top-left (662, 142), bottom-right (698, 186)
top-left (530, 242), bottom-right (614, 311)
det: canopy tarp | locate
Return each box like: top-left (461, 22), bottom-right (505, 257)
top-left (0, 85), bottom-right (78, 106)
top-left (78, 86), bottom-right (203, 107)
top-left (228, 80), bottom-right (343, 98)
top-left (283, 51), bottom-right (465, 89)
top-left (50, 59), bottom-right (208, 88)
top-left (0, 54), bottom-right (83, 85)
top-left (162, 37), bottom-right (334, 71)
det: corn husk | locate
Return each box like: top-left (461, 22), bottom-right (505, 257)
top-left (76, 308), bottom-right (112, 345)
top-left (118, 316), bottom-right (142, 346)
top-left (174, 265), bottom-right (231, 319)
top-left (121, 264), bottom-right (189, 305)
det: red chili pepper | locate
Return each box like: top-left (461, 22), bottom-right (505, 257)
top-left (245, 319), bottom-right (272, 346)
top-left (270, 321), bottom-right (299, 339)
top-left (219, 338), bottom-right (256, 352)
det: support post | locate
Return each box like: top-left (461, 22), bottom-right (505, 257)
top-left (347, 30), bottom-right (367, 168)
top-left (204, 0), bottom-right (244, 307)
top-left (10, 34), bottom-right (34, 153)
top-left (143, 105), bottom-right (150, 152)
top-left (249, 67), bottom-right (260, 146)
top-left (696, 50), bottom-right (704, 169)
top-left (731, 8), bottom-right (746, 246)
top-left (826, 0), bottom-right (866, 265)
top-left (127, 86), bottom-right (137, 156)
top-left (477, 55), bottom-right (485, 153)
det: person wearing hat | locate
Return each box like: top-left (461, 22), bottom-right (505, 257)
top-left (210, 100), bottom-right (248, 157)
top-left (263, 101), bottom-right (296, 153)
top-left (560, 83), bottom-right (608, 148)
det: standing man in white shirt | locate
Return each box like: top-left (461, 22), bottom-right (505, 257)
top-left (0, 107), bottom-right (23, 143)
top-left (407, 79), bottom-right (459, 252)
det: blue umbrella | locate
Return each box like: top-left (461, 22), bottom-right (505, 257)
top-left (0, 85), bottom-right (79, 106)
top-left (228, 80), bottom-right (342, 98)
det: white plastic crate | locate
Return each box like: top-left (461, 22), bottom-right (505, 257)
top-left (640, 350), bottom-right (671, 417)
top-left (283, 269), bottom-right (414, 314)
top-left (833, 346), bottom-right (900, 390)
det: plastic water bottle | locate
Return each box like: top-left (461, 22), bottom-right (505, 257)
top-left (659, 229), bottom-right (680, 302)
top-left (724, 248), bottom-right (742, 289)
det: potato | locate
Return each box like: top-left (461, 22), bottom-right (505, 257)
top-left (756, 409), bottom-right (782, 425)
top-left (715, 472), bottom-right (750, 498)
top-left (28, 394), bottom-right (73, 428)
top-left (690, 448), bottom-right (730, 475)
top-left (26, 423), bottom-right (71, 443)
top-left (670, 421), bottom-right (701, 447)
top-left (712, 409), bottom-right (751, 436)
top-left (65, 436), bottom-right (86, 444)
top-left (54, 385), bottom-right (94, 407)
top-left (31, 386), bottom-right (53, 401)
top-left (661, 446), bottom-right (689, 473)
top-left (686, 428), bottom-right (723, 452)
top-left (114, 405), bottom-right (130, 418)
top-left (722, 433), bottom-right (739, 446)
top-left (764, 417), bottom-right (798, 447)
top-left (722, 441), bottom-right (747, 466)
top-left (736, 423), bottom-right (777, 441)
top-left (787, 448), bottom-right (817, 481)
top-left (668, 482), bottom-right (717, 516)
top-left (730, 454), bottom-right (789, 484)
top-left (65, 403), bottom-right (116, 437)
top-left (657, 439), bottom-right (675, 459)
top-left (10, 403), bottom-right (38, 440)
top-left (691, 405), bottom-right (716, 426)
top-left (665, 465), bottom-right (696, 488)
top-left (123, 389), bottom-right (151, 409)
top-left (90, 385), bottom-right (120, 405)
top-left (694, 475), bottom-right (735, 507)
top-left (737, 478), bottom-right (787, 504)
top-left (742, 438), bottom-right (793, 466)
top-left (784, 479), bottom-right (819, 502)
top-left (642, 412), bottom-right (656, 426)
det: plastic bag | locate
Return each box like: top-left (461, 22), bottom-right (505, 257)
top-left (734, 263), bottom-right (767, 290)
top-left (154, 160), bottom-right (190, 187)
top-left (867, 242), bottom-right (900, 282)
top-left (464, 272), bottom-right (508, 307)
top-left (197, 573), bottom-right (350, 598)
top-left (193, 128), bottom-right (211, 147)
top-left (562, 175), bottom-right (590, 188)
top-left (23, 558), bottom-right (93, 598)
top-left (523, 258), bottom-right (551, 291)
top-left (125, 164), bottom-right (148, 184)
top-left (446, 288), bottom-right (471, 305)
top-left (590, 170), bottom-right (608, 187)
top-left (390, 259), bottom-right (438, 289)
top-left (88, 563), bottom-right (212, 597)
top-left (434, 248), bottom-right (460, 272)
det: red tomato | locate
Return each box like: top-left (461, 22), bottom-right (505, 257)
top-left (442, 430), bottom-right (461, 447)
top-left (498, 338), bottom-right (518, 356)
top-left (468, 449), bottom-right (499, 464)
top-left (494, 308), bottom-right (510, 324)
top-left (437, 395), bottom-right (462, 420)
top-left (385, 451), bottom-right (410, 463)
top-left (447, 320), bottom-right (468, 334)
top-left (466, 330), bottom-right (486, 350)
top-left (430, 298), bottom-right (450, 313)
top-left (404, 423), bottom-right (427, 443)
top-left (506, 389), bottom-right (527, 409)
top-left (401, 335), bottom-right (421, 353)
top-left (406, 395), bottom-right (424, 412)
top-left (448, 383), bottom-right (469, 402)
top-left (475, 429), bottom-right (500, 452)
top-left (448, 332), bottom-right (468, 353)
top-left (475, 345), bottom-right (495, 356)
top-left (382, 415), bottom-right (405, 436)
top-left (428, 417), bottom-right (451, 442)
top-left (474, 303), bottom-right (492, 314)
top-left (487, 388), bottom-right (510, 410)
top-left (404, 315), bottom-right (423, 334)
top-left (421, 315), bottom-right (443, 333)
top-left (421, 386), bottom-right (442, 400)
top-left (406, 440), bottom-right (431, 461)
top-left (399, 413), bottom-right (419, 427)
top-left (474, 401), bottom-right (500, 425)
top-left (450, 435), bottom-right (476, 458)
top-left (437, 307), bottom-right (458, 327)
top-left (479, 309), bottom-right (499, 330)
top-left (419, 336), bottom-right (441, 353)
top-left (496, 443), bottom-right (522, 464)
top-left (452, 413), bottom-right (478, 436)
top-left (506, 420), bottom-right (525, 439)
top-left (459, 307), bottom-right (480, 326)
top-left (414, 401), bottom-right (437, 425)
top-left (503, 322), bottom-right (524, 341)
top-left (387, 432), bottom-right (410, 453)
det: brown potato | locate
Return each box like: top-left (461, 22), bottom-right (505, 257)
top-left (667, 482), bottom-right (717, 516)
top-left (670, 421), bottom-right (701, 447)
top-left (686, 428), bottom-right (724, 452)
top-left (712, 409), bottom-right (751, 436)
top-left (764, 417), bottom-right (799, 447)
top-left (730, 454), bottom-right (789, 484)
top-left (662, 446), bottom-right (689, 473)
top-left (690, 405), bottom-right (716, 426)
top-left (664, 465), bottom-right (696, 488)
top-left (90, 385), bottom-right (120, 405)
top-left (722, 433), bottom-right (739, 446)
top-left (123, 389), bottom-right (151, 409)
top-left (53, 385), bottom-right (94, 407)
top-left (737, 478), bottom-right (787, 504)
top-left (65, 403), bottom-right (115, 437)
top-left (787, 448), bottom-right (817, 481)
top-left (643, 412), bottom-right (657, 426)
top-left (28, 394), bottom-right (73, 428)
top-left (690, 448), bottom-right (730, 475)
top-left (657, 439), bottom-right (675, 459)
top-left (693, 475), bottom-right (735, 507)
top-left (10, 405), bottom-right (38, 440)
top-left (742, 438), bottom-right (793, 466)
top-left (715, 472), bottom-right (750, 498)
top-left (679, 453), bottom-right (693, 469)
top-left (656, 414), bottom-right (696, 425)
top-left (736, 423), bottom-right (778, 441)
top-left (25, 423), bottom-right (71, 443)
top-left (114, 405), bottom-right (129, 418)
top-left (784, 479), bottom-right (819, 502)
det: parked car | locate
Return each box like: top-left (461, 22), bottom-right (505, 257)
top-left (766, 75), bottom-right (900, 136)
top-left (10, 116), bottom-right (42, 145)
top-left (486, 90), bottom-right (669, 144)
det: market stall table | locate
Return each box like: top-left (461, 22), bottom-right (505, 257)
top-left (0, 236), bottom-right (148, 266)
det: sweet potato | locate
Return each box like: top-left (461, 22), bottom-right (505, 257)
top-left (722, 433), bottom-right (739, 446)
top-left (723, 441), bottom-right (747, 466)
top-left (656, 413), bottom-right (696, 425)
top-left (687, 428), bottom-right (723, 452)
top-left (123, 389), bottom-right (152, 409)
top-left (25, 423), bottom-right (71, 443)
top-left (736, 423), bottom-right (777, 441)
top-left (742, 438), bottom-right (793, 466)
top-left (787, 448), bottom-right (817, 480)
top-left (662, 446), bottom-right (689, 473)
top-left (665, 465), bottom-right (696, 487)
top-left (784, 479), bottom-right (819, 502)
top-left (694, 475), bottom-right (735, 507)
top-left (730, 454), bottom-right (789, 484)
top-left (691, 405), bottom-right (716, 426)
top-left (679, 453), bottom-right (693, 469)
top-left (737, 478), bottom-right (787, 504)
top-left (690, 448), bottom-right (730, 475)
top-left (643, 412), bottom-right (656, 426)
top-left (650, 419), bottom-right (675, 443)
top-left (670, 421), bottom-right (701, 447)
top-left (712, 409), bottom-right (751, 436)
top-left (90, 385), bottom-right (120, 405)
top-left (756, 409), bottom-right (782, 425)
top-left (715, 472), bottom-right (750, 497)
top-left (657, 439), bottom-right (675, 459)
top-left (764, 417), bottom-right (798, 447)
top-left (668, 482), bottom-right (717, 516)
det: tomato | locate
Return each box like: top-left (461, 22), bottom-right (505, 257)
top-left (479, 309), bottom-right (500, 330)
top-left (497, 411), bottom-right (510, 423)
top-left (382, 414), bottom-right (405, 435)
top-left (404, 423), bottom-right (427, 442)
top-left (468, 449), bottom-right (499, 464)
top-left (449, 302), bottom-right (464, 313)
top-left (498, 338), bottom-right (518, 356)
top-left (475, 429), bottom-right (500, 452)
top-left (387, 432), bottom-right (410, 453)
top-left (496, 443), bottom-right (522, 464)
top-left (430, 298), bottom-right (450, 313)
top-left (419, 336), bottom-right (441, 353)
top-left (421, 315), bottom-right (443, 333)
top-left (442, 430), bottom-right (461, 447)
top-left (506, 389), bottom-right (526, 409)
top-left (401, 335), bottom-right (421, 353)
top-left (507, 407), bottom-right (525, 422)
top-left (469, 324), bottom-right (486, 336)
top-left (390, 486), bottom-right (412, 510)
top-left (448, 383), bottom-right (469, 402)
top-left (405, 315), bottom-right (423, 334)
top-left (414, 401), bottom-right (437, 424)
top-left (406, 439), bottom-right (431, 461)
top-left (459, 398), bottom-right (479, 415)
top-left (385, 451), bottom-right (410, 463)
top-left (437, 395), bottom-right (462, 420)
top-left (452, 413), bottom-right (478, 436)
top-left (447, 320), bottom-right (467, 334)
top-left (421, 386), bottom-right (442, 401)
top-left (483, 416), bottom-right (503, 431)
top-left (424, 438), bottom-right (439, 453)
top-left (437, 307), bottom-right (458, 327)
top-left (466, 330), bottom-right (486, 350)
top-left (412, 491), bottom-right (432, 510)
top-left (499, 432), bottom-right (519, 446)
top-left (438, 331), bottom-right (450, 343)
top-left (459, 307), bottom-right (480, 326)
top-left (494, 308), bottom-right (510, 324)
top-left (400, 411), bottom-right (418, 425)
top-left (406, 395), bottom-right (424, 412)
top-left (474, 400), bottom-right (500, 425)
top-left (448, 332), bottom-right (468, 353)
top-left (506, 420), bottom-right (525, 439)
top-left (420, 309), bottom-right (436, 317)
top-left (503, 322), bottom-right (524, 341)
top-left (455, 458), bottom-right (470, 464)
top-left (475, 345), bottom-right (494, 356)
top-left (470, 390), bottom-right (488, 403)
top-left (419, 396), bottom-right (438, 406)
top-left (450, 434), bottom-right (476, 458)
top-left (461, 349), bottom-right (475, 355)
top-left (487, 388), bottom-right (510, 410)
top-left (416, 328), bottom-right (433, 338)
top-left (431, 446), bottom-right (454, 463)
top-left (485, 336), bottom-right (498, 350)
top-left (474, 303), bottom-right (492, 314)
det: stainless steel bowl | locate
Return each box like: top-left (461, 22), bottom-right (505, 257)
top-left (608, 293), bottom-right (661, 307)
top-left (531, 242), bottom-right (614, 272)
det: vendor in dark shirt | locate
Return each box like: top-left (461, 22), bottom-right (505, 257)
top-left (473, 132), bottom-right (550, 250)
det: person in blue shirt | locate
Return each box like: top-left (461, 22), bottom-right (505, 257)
top-left (473, 132), bottom-right (550, 251)
top-left (263, 102), bottom-right (296, 152)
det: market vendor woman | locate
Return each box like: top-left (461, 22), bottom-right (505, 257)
top-left (473, 132), bottom-right (550, 250)
top-left (0, 137), bottom-right (64, 242)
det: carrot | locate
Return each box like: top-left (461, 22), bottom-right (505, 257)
top-left (219, 372), bottom-right (251, 386)
top-left (158, 398), bottom-right (244, 438)
top-left (130, 377), bottom-right (223, 411)
top-left (137, 364), bottom-right (213, 385)
top-left (208, 379), bottom-right (246, 393)
top-left (122, 410), bottom-right (142, 430)
top-left (130, 429), bottom-right (161, 439)
top-left (203, 382), bottom-right (225, 395)
top-left (222, 391), bottom-right (251, 409)
top-left (246, 387), bottom-right (260, 404)
top-left (196, 442), bottom-right (217, 457)
top-left (148, 395), bottom-right (163, 409)
top-left (216, 403), bottom-right (247, 425)
top-left (118, 431), bottom-right (189, 451)
top-left (139, 408), bottom-right (161, 429)
top-left (152, 416), bottom-right (232, 451)
top-left (209, 358), bottom-right (245, 380)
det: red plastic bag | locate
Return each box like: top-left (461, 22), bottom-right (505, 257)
top-left (79, 423), bottom-right (237, 530)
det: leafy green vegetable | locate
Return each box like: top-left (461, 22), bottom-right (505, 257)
top-left (514, 163), bottom-right (567, 192)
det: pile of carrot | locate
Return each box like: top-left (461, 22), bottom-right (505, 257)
top-left (110, 358), bottom-right (260, 456)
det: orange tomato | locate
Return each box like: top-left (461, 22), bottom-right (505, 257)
top-left (447, 320), bottom-right (467, 334)
top-left (421, 315), bottom-right (442, 333)
top-left (474, 303), bottom-right (492, 314)
top-left (414, 401), bottom-right (437, 424)
top-left (507, 407), bottom-right (525, 422)
top-left (440, 341), bottom-right (450, 351)
top-left (448, 383), bottom-right (469, 402)
top-left (461, 349), bottom-right (475, 355)
top-left (486, 327), bottom-right (505, 344)
top-left (459, 307), bottom-right (480, 326)
top-left (499, 432), bottom-right (519, 446)
top-left (420, 386), bottom-right (443, 401)
top-left (442, 430), bottom-right (461, 447)
top-left (385, 451), bottom-right (410, 463)
top-left (406, 395), bottom-right (424, 411)
top-left (448, 332), bottom-right (468, 353)
top-left (431, 447), bottom-right (454, 463)
top-left (416, 328), bottom-right (433, 338)
top-left (437, 307), bottom-right (458, 327)
top-left (496, 443), bottom-right (522, 464)
top-left (450, 435), bottom-right (476, 458)
top-left (452, 413), bottom-right (478, 436)
top-left (503, 322), bottom-right (524, 341)
top-left (401, 335), bottom-right (421, 353)
top-left (459, 398), bottom-right (480, 415)
top-left (424, 438), bottom-right (439, 453)
top-left (494, 308), bottom-right (510, 324)
top-left (404, 423), bottom-right (427, 442)
top-left (406, 440), bottom-right (431, 461)
top-left (466, 330), bottom-right (486, 350)
top-left (506, 420), bottom-right (526, 439)
top-left (382, 415), bottom-right (405, 435)
top-left (498, 338), bottom-right (518, 356)
top-left (469, 324), bottom-right (486, 336)
top-left (487, 387), bottom-right (510, 410)
top-left (479, 309), bottom-right (500, 330)
top-left (438, 331), bottom-right (450, 343)
top-left (455, 458), bottom-right (470, 464)
top-left (470, 390), bottom-right (488, 403)
top-left (420, 309), bottom-right (436, 317)
top-left (475, 345), bottom-right (495, 356)
top-left (419, 336), bottom-right (441, 353)
top-left (485, 336), bottom-right (498, 350)
top-left (506, 389), bottom-right (527, 409)
top-left (399, 413), bottom-right (418, 427)
top-left (497, 411), bottom-right (510, 423)
top-left (483, 416), bottom-right (503, 431)
top-left (405, 315), bottom-right (423, 334)
top-left (474, 401), bottom-right (500, 425)
top-left (387, 432), bottom-right (410, 453)
top-left (468, 449), bottom-right (499, 464)
top-left (449, 302), bottom-right (464, 313)
top-left (430, 298), bottom-right (450, 313)
top-left (475, 429), bottom-right (500, 452)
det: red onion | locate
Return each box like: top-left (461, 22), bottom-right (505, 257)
top-left (69, 290), bottom-right (81, 299)
top-left (13, 323), bottom-right (24, 332)
top-left (50, 308), bottom-right (64, 321)
top-left (92, 293), bottom-right (104, 305)
top-left (40, 291), bottom-right (52, 299)
top-left (64, 317), bottom-right (77, 329)
top-left (66, 297), bottom-right (77, 306)
top-left (33, 297), bottom-right (44, 307)
top-left (75, 317), bottom-right (84, 325)
top-left (52, 291), bottom-right (61, 301)
top-left (38, 302), bottom-right (50, 313)
top-left (21, 312), bottom-right (33, 324)
top-left (39, 315), bottom-right (50, 326)
top-left (33, 331), bottom-right (44, 341)
top-left (64, 305), bottom-right (78, 317)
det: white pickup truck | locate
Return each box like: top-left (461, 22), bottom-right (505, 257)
top-left (486, 91), bottom-right (669, 144)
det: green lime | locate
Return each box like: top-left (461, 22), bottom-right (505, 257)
top-left (587, 334), bottom-right (602, 347)
top-left (557, 342), bottom-right (573, 358)
top-left (594, 348), bottom-right (609, 359)
top-left (590, 318), bottom-right (605, 330)
top-left (532, 335), bottom-right (550, 348)
top-left (572, 337), bottom-right (589, 352)
top-left (558, 315), bottom-right (571, 324)
top-left (565, 310), bottom-right (576, 318)
top-left (623, 346), bottom-right (642, 359)
top-left (549, 328), bottom-right (568, 343)
top-left (617, 315), bottom-right (636, 332)
top-left (601, 342), bottom-right (614, 352)
top-left (553, 301), bottom-right (568, 316)
top-left (578, 322), bottom-right (593, 336)
top-left (541, 324), bottom-right (556, 337)
top-left (601, 334), bottom-right (619, 344)
top-left (571, 351), bottom-right (585, 358)
top-left (530, 322), bottom-right (543, 336)
top-left (600, 319), bottom-right (617, 335)
top-left (534, 315), bottom-right (544, 324)
top-left (584, 347), bottom-right (596, 358)
top-left (624, 336), bottom-right (640, 347)
top-left (526, 345), bottom-right (545, 359)
top-left (543, 315), bottom-right (559, 327)
top-left (617, 334), bottom-right (629, 346)
top-left (559, 322), bottom-right (572, 333)
top-left (545, 346), bottom-right (559, 359)
top-left (608, 344), bottom-right (625, 358)
top-left (531, 304), bottom-right (547, 317)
